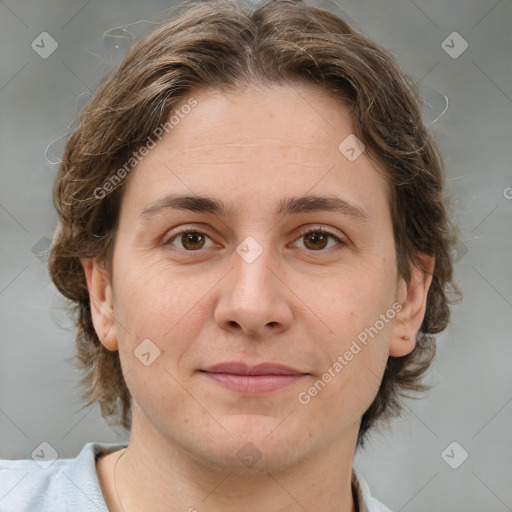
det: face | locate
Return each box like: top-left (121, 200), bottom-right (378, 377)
top-left (84, 83), bottom-right (432, 474)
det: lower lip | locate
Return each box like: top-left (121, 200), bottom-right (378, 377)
top-left (202, 372), bottom-right (306, 393)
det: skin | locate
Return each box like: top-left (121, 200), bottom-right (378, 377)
top-left (83, 83), bottom-right (434, 512)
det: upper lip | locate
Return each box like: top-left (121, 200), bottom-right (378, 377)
top-left (202, 361), bottom-right (307, 376)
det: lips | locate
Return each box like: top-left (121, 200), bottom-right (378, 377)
top-left (203, 361), bottom-right (305, 376)
top-left (200, 361), bottom-right (308, 394)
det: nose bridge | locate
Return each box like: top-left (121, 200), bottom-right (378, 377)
top-left (214, 238), bottom-right (293, 336)
top-left (233, 244), bottom-right (276, 301)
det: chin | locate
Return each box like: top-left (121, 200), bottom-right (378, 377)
top-left (190, 444), bottom-right (307, 476)
top-left (183, 426), bottom-right (311, 475)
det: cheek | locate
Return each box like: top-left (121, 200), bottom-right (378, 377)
top-left (112, 256), bottom-right (224, 394)
top-left (113, 269), bottom-right (201, 424)
top-left (124, 359), bottom-right (195, 439)
top-left (297, 328), bottom-right (391, 436)
top-left (313, 267), bottom-right (395, 341)
top-left (300, 265), bottom-right (395, 400)
top-left (114, 255), bottom-right (205, 337)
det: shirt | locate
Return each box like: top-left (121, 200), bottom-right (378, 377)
top-left (0, 442), bottom-right (392, 511)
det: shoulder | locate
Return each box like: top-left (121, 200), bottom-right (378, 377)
top-left (0, 441), bottom-right (127, 512)
top-left (352, 467), bottom-right (394, 512)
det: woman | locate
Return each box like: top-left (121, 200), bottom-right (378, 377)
top-left (0, 0), bottom-right (459, 510)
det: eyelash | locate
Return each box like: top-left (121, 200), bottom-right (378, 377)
top-left (164, 225), bottom-right (346, 252)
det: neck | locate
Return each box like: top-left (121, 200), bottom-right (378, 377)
top-left (114, 417), bottom-right (359, 512)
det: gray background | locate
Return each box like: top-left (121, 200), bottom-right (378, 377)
top-left (1, 0), bottom-right (511, 511)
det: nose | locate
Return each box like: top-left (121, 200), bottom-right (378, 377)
top-left (214, 246), bottom-right (294, 337)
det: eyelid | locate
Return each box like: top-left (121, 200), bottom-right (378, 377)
top-left (295, 224), bottom-right (345, 240)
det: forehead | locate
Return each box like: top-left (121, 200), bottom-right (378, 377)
top-left (173, 83), bottom-right (352, 152)
top-left (120, 83), bottom-right (390, 221)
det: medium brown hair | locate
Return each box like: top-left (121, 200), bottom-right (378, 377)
top-left (49, 0), bottom-right (461, 447)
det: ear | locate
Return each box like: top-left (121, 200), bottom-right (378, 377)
top-left (389, 253), bottom-right (435, 357)
top-left (80, 258), bottom-right (118, 351)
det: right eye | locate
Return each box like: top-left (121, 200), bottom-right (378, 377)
top-left (165, 228), bottom-right (217, 251)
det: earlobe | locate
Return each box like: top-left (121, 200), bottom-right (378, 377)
top-left (389, 253), bottom-right (435, 357)
top-left (80, 258), bottom-right (118, 351)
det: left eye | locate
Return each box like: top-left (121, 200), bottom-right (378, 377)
top-left (294, 228), bottom-right (344, 251)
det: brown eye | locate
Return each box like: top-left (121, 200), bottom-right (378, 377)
top-left (295, 227), bottom-right (345, 252)
top-left (180, 232), bottom-right (206, 250)
top-left (303, 232), bottom-right (330, 250)
top-left (167, 230), bottom-right (214, 251)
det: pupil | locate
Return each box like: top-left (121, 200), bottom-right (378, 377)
top-left (183, 232), bottom-right (204, 250)
top-left (305, 232), bottom-right (327, 250)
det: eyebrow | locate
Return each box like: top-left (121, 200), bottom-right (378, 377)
top-left (139, 194), bottom-right (370, 222)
